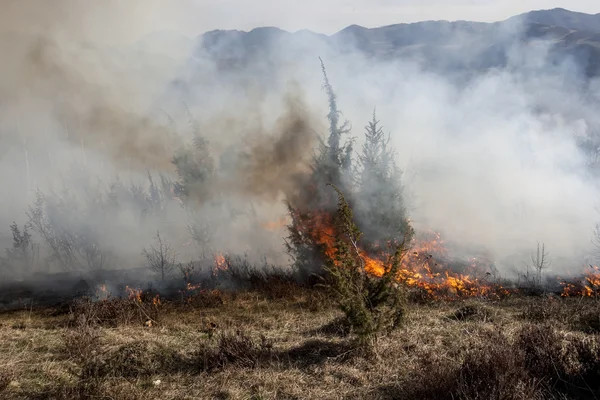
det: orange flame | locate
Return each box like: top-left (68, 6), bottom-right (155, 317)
top-left (125, 286), bottom-right (143, 303)
top-left (561, 265), bottom-right (600, 297)
top-left (213, 254), bottom-right (228, 276)
top-left (298, 211), bottom-right (506, 298)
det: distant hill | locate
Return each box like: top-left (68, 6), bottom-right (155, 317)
top-left (189, 8), bottom-right (600, 78)
top-left (509, 8), bottom-right (600, 32)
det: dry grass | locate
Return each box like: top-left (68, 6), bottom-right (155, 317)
top-left (0, 289), bottom-right (599, 399)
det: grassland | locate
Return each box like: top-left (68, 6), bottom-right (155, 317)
top-left (0, 284), bottom-right (598, 400)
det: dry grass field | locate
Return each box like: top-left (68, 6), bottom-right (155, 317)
top-left (0, 283), bottom-right (598, 400)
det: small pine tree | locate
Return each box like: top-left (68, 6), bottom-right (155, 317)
top-left (325, 184), bottom-right (407, 349)
top-left (354, 110), bottom-right (413, 254)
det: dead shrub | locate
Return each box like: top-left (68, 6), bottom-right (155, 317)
top-left (516, 323), bottom-right (600, 398)
top-left (449, 304), bottom-right (493, 322)
top-left (196, 330), bottom-right (274, 371)
top-left (516, 324), bottom-right (566, 381)
top-left (283, 339), bottom-right (358, 367)
top-left (313, 317), bottom-right (352, 337)
top-left (455, 335), bottom-right (539, 400)
top-left (385, 331), bottom-right (544, 400)
top-left (184, 289), bottom-right (224, 308)
top-left (68, 292), bottom-right (162, 328)
top-left (82, 341), bottom-right (182, 379)
top-left (62, 313), bottom-right (101, 361)
top-left (575, 308), bottom-right (600, 334)
top-left (302, 288), bottom-right (329, 312)
top-left (520, 299), bottom-right (566, 322)
top-left (221, 256), bottom-right (300, 300)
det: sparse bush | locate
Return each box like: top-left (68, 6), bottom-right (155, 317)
top-left (184, 288), bottom-right (224, 308)
top-left (454, 334), bottom-right (537, 400)
top-left (11, 321), bottom-right (26, 330)
top-left (516, 323), bottom-right (600, 398)
top-left (1, 222), bottom-right (37, 277)
top-left (27, 191), bottom-right (109, 271)
top-left (82, 341), bottom-right (182, 379)
top-left (222, 255), bottom-right (299, 299)
top-left (196, 330), bottom-right (274, 371)
top-left (577, 309), bottom-right (600, 334)
top-left (62, 312), bottom-right (101, 361)
top-left (323, 184), bottom-right (407, 347)
top-left (68, 291), bottom-right (162, 328)
top-left (143, 231), bottom-right (177, 281)
top-left (449, 304), bottom-right (494, 322)
top-left (520, 298), bottom-right (564, 322)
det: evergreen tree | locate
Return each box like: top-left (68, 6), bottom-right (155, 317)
top-left (324, 184), bottom-right (406, 348)
top-left (285, 60), bottom-right (354, 281)
top-left (354, 110), bottom-right (413, 253)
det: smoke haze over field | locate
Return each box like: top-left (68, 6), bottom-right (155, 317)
top-left (1, 1), bottom-right (600, 282)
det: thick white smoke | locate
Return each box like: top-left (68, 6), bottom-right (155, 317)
top-left (0, 2), bottom-right (598, 283)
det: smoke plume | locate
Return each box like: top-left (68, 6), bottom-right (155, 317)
top-left (0, 2), bottom-right (599, 285)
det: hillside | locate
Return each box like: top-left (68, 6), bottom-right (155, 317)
top-left (193, 8), bottom-right (600, 78)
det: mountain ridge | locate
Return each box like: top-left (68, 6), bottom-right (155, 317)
top-left (191, 8), bottom-right (600, 78)
top-left (199, 8), bottom-right (600, 39)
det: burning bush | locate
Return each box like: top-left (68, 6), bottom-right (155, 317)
top-left (323, 184), bottom-right (407, 347)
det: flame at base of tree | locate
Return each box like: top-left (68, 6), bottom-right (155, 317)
top-left (289, 208), bottom-right (512, 299)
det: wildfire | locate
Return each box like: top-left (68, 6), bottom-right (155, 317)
top-left (300, 211), bottom-right (506, 298)
top-left (126, 286), bottom-right (143, 303)
top-left (561, 265), bottom-right (600, 297)
top-left (213, 253), bottom-right (228, 276)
